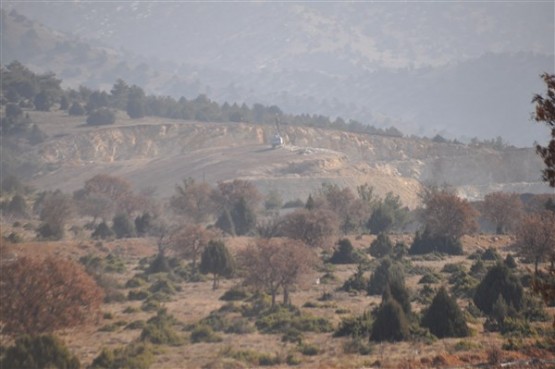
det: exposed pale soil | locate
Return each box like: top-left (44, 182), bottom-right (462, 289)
top-left (25, 110), bottom-right (553, 209)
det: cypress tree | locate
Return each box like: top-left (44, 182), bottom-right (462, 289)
top-left (370, 297), bottom-right (410, 342)
top-left (422, 287), bottom-right (470, 338)
top-left (473, 263), bottom-right (523, 315)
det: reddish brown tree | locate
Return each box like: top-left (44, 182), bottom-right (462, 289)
top-left (84, 174), bottom-right (132, 202)
top-left (239, 238), bottom-right (318, 306)
top-left (482, 191), bottom-right (523, 234)
top-left (516, 211), bottom-right (555, 273)
top-left (421, 189), bottom-right (478, 241)
top-left (171, 177), bottom-right (217, 223)
top-left (532, 73), bottom-right (555, 187)
top-left (279, 208), bottom-right (339, 248)
top-left (171, 224), bottom-right (220, 272)
top-left (0, 256), bottom-right (104, 336)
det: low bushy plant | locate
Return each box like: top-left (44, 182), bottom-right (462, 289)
top-left (190, 325), bottom-right (223, 343)
top-left (89, 343), bottom-right (153, 369)
top-left (140, 309), bottom-right (184, 346)
top-left (334, 310), bottom-right (373, 338)
top-left (1, 334), bottom-right (80, 369)
top-left (220, 286), bottom-right (250, 301)
top-left (298, 344), bottom-right (319, 356)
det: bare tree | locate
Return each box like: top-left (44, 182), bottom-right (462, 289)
top-left (171, 177), bottom-right (217, 223)
top-left (516, 211), bottom-right (555, 273)
top-left (0, 256), bottom-right (104, 336)
top-left (482, 191), bottom-right (523, 234)
top-left (171, 224), bottom-right (220, 273)
top-left (279, 208), bottom-right (339, 248)
top-left (239, 238), bottom-right (318, 306)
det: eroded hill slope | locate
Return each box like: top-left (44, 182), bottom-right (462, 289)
top-left (28, 111), bottom-right (551, 208)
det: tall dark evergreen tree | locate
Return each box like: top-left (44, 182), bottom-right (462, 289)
top-left (422, 287), bottom-right (470, 338)
top-left (367, 258), bottom-right (404, 296)
top-left (370, 297), bottom-right (410, 342)
top-left (473, 263), bottom-right (523, 315)
top-left (200, 240), bottom-right (234, 289)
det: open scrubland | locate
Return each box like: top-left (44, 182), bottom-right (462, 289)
top-left (1, 230), bottom-right (554, 369)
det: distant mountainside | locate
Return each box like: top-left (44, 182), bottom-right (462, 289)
top-left (2, 3), bottom-right (554, 146)
top-left (20, 110), bottom-right (553, 208)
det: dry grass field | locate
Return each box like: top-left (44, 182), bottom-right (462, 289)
top-left (2, 231), bottom-right (554, 369)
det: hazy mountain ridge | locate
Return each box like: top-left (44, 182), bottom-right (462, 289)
top-left (2, 3), bottom-right (554, 146)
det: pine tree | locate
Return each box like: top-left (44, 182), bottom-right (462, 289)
top-left (422, 287), bottom-right (470, 338)
top-left (200, 240), bottom-right (234, 289)
top-left (370, 297), bottom-right (410, 342)
top-left (368, 232), bottom-right (393, 258)
top-left (473, 263), bottom-right (523, 315)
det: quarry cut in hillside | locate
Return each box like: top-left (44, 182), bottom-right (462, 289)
top-left (28, 111), bottom-right (552, 208)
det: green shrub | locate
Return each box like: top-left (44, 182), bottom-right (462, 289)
top-left (255, 305), bottom-right (333, 334)
top-left (103, 312), bottom-right (114, 319)
top-left (140, 309), bottom-right (184, 346)
top-left (149, 278), bottom-right (176, 296)
top-left (299, 344), bottom-right (319, 356)
top-left (499, 318), bottom-right (536, 337)
top-left (281, 328), bottom-right (303, 344)
top-left (342, 338), bottom-right (373, 355)
top-left (418, 272), bottom-right (441, 284)
top-left (220, 286), bottom-right (249, 301)
top-left (98, 320), bottom-right (127, 332)
top-left (89, 343), bottom-right (153, 369)
top-left (240, 293), bottom-right (272, 318)
top-left (442, 263), bottom-right (466, 274)
top-left (228, 350), bottom-right (281, 366)
top-left (334, 310), bottom-right (373, 338)
top-left (368, 233), bottom-right (393, 258)
top-left (504, 254), bottom-right (518, 268)
top-left (87, 108), bottom-right (115, 126)
top-left (342, 264), bottom-right (368, 292)
top-left (451, 273), bottom-right (479, 299)
top-left (286, 354), bottom-right (302, 365)
top-left (482, 247), bottom-right (501, 261)
top-left (225, 318), bottom-right (255, 335)
top-left (415, 284), bottom-right (436, 305)
top-left (123, 306), bottom-right (139, 314)
top-left (92, 222), bottom-right (114, 240)
top-left (104, 254), bottom-right (126, 273)
top-left (470, 259), bottom-right (486, 278)
top-left (409, 229), bottom-right (463, 255)
top-left (125, 275), bottom-right (148, 288)
top-left (112, 213), bottom-right (136, 239)
top-left (128, 290), bottom-right (151, 301)
top-left (329, 238), bottom-right (359, 264)
top-left (6, 232), bottom-right (23, 243)
top-left (0, 334), bottom-right (80, 369)
top-left (190, 325), bottom-right (223, 343)
top-left (453, 340), bottom-right (481, 351)
top-left (125, 320), bottom-right (146, 330)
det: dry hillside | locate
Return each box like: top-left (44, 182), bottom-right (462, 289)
top-left (25, 110), bottom-right (551, 208)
